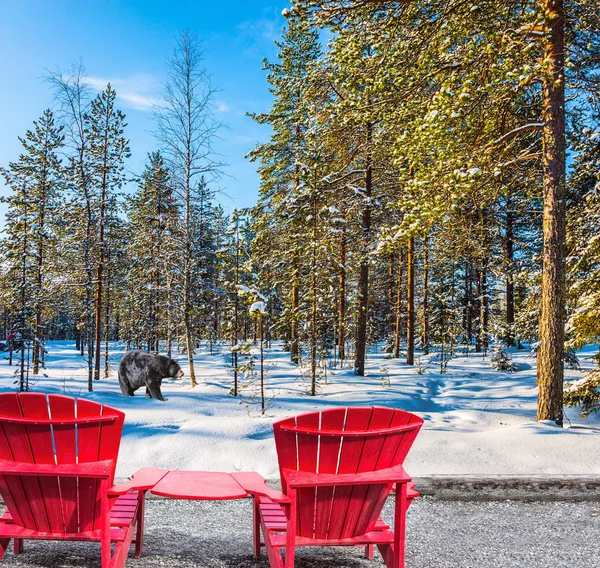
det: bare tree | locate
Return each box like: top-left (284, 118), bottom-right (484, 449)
top-left (154, 31), bottom-right (223, 387)
top-left (47, 62), bottom-right (96, 391)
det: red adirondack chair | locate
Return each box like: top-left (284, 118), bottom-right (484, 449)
top-left (250, 406), bottom-right (423, 568)
top-left (0, 393), bottom-right (162, 568)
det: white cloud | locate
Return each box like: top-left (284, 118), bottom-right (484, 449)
top-left (85, 74), bottom-right (161, 112)
top-left (216, 100), bottom-right (230, 113)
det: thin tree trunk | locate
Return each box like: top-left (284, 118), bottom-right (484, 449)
top-left (537, 0), bottom-right (566, 426)
top-left (32, 159), bottom-right (48, 375)
top-left (232, 217), bottom-right (240, 395)
top-left (104, 264), bottom-right (110, 378)
top-left (506, 196), bottom-right (515, 347)
top-left (338, 227), bottom-right (347, 363)
top-left (406, 236), bottom-right (415, 365)
top-left (464, 262), bottom-right (473, 348)
top-left (481, 267), bottom-right (489, 351)
top-left (355, 122), bottom-right (373, 376)
top-left (290, 255), bottom-right (300, 363)
top-left (388, 253), bottom-right (396, 344)
top-left (394, 249), bottom-right (404, 358)
top-left (259, 315), bottom-right (265, 414)
top-left (475, 266), bottom-right (482, 354)
top-left (310, 194), bottom-right (318, 395)
top-left (422, 234), bottom-right (429, 356)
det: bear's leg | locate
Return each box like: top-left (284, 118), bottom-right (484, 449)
top-left (145, 387), bottom-right (152, 399)
top-left (119, 373), bottom-right (134, 397)
top-left (146, 382), bottom-right (167, 401)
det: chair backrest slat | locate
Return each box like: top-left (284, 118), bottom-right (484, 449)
top-left (273, 417), bottom-right (297, 494)
top-left (0, 393), bottom-right (124, 535)
top-left (19, 394), bottom-right (65, 533)
top-left (327, 407), bottom-right (372, 540)
top-left (295, 412), bottom-right (319, 538)
top-left (48, 395), bottom-right (79, 533)
top-left (313, 408), bottom-right (346, 539)
top-left (274, 406), bottom-right (423, 541)
top-left (76, 399), bottom-right (105, 532)
top-left (0, 394), bottom-right (35, 530)
top-left (0, 394), bottom-right (50, 532)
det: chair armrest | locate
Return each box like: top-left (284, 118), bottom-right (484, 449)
top-left (0, 458), bottom-right (114, 479)
top-left (282, 464), bottom-right (411, 488)
top-left (230, 472), bottom-right (291, 503)
top-left (108, 468), bottom-right (170, 496)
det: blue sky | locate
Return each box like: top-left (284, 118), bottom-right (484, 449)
top-left (0, 0), bottom-right (290, 216)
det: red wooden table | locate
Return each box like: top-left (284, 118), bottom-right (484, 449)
top-left (130, 468), bottom-right (287, 502)
top-left (150, 470), bottom-right (248, 500)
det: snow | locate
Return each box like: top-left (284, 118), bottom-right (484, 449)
top-left (1, 341), bottom-right (599, 479)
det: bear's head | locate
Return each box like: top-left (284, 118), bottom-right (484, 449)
top-left (168, 360), bottom-right (185, 379)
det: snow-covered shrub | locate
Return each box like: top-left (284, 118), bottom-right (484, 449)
top-left (414, 357), bottom-right (426, 375)
top-left (564, 371), bottom-right (600, 417)
top-left (490, 343), bottom-right (517, 372)
top-left (379, 366), bottom-right (391, 388)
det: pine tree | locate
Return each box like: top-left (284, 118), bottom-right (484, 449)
top-left (85, 83), bottom-right (130, 380)
top-left (0, 110), bottom-right (64, 376)
top-left (248, 9), bottom-right (322, 365)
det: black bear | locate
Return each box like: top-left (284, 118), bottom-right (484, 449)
top-left (118, 350), bottom-right (184, 401)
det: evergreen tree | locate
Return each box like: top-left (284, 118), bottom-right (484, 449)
top-left (85, 83), bottom-right (130, 380)
top-left (0, 110), bottom-right (64, 376)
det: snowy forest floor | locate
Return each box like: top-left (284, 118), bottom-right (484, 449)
top-left (0, 341), bottom-right (598, 478)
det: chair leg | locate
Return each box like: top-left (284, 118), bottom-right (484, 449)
top-left (284, 491), bottom-right (296, 568)
top-left (0, 539), bottom-right (10, 560)
top-left (101, 482), bottom-right (112, 568)
top-left (13, 539), bottom-right (23, 554)
top-left (135, 490), bottom-right (146, 558)
top-left (252, 496), bottom-right (261, 558)
top-left (392, 482), bottom-right (408, 568)
top-left (365, 544), bottom-right (374, 559)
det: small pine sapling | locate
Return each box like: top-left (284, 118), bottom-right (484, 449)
top-left (489, 342), bottom-right (518, 372)
top-left (414, 356), bottom-right (426, 375)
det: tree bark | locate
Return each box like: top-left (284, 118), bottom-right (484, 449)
top-left (474, 265), bottom-right (482, 354)
top-left (290, 254), bottom-right (300, 363)
top-left (355, 122), bottom-right (372, 376)
top-left (481, 267), bottom-right (489, 351)
top-left (394, 248), bottom-right (404, 359)
top-left (506, 195), bottom-right (515, 346)
top-left (338, 227), bottom-right (347, 362)
top-left (406, 236), bottom-right (415, 365)
top-left (537, 0), bottom-right (566, 426)
top-left (422, 234), bottom-right (429, 356)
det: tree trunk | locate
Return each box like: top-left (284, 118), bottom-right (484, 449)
top-left (394, 249), bottom-right (404, 358)
top-left (290, 254), bottom-right (300, 364)
top-left (537, 0), bottom-right (566, 426)
top-left (355, 122), bottom-right (372, 376)
top-left (388, 253), bottom-right (396, 344)
top-left (422, 234), bottom-right (429, 356)
top-left (474, 265), bottom-right (482, 354)
top-left (310, 194), bottom-right (318, 395)
top-left (464, 262), bottom-right (473, 348)
top-left (506, 197), bottom-right (515, 346)
top-left (481, 267), bottom-right (489, 351)
top-left (104, 265), bottom-right (110, 378)
top-left (406, 236), bottom-right (415, 365)
top-left (338, 227), bottom-right (347, 363)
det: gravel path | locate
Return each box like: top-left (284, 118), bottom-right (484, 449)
top-left (1, 497), bottom-right (598, 567)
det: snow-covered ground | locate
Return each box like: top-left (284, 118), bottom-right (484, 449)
top-left (0, 341), bottom-right (598, 479)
